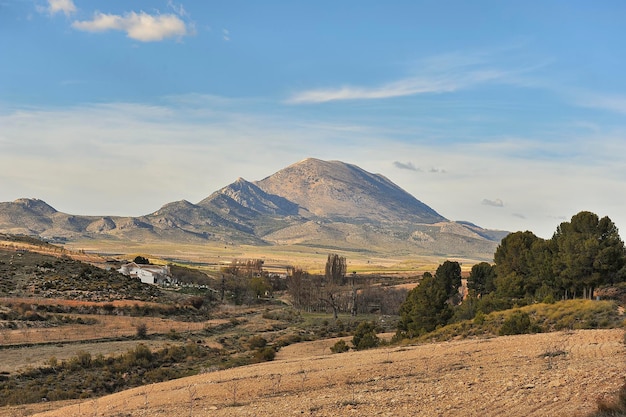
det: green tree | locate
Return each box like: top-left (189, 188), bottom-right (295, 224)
top-left (552, 211), bottom-right (626, 299)
top-left (397, 272), bottom-right (452, 338)
top-left (435, 260), bottom-right (462, 304)
top-left (248, 276), bottom-right (271, 298)
top-left (494, 231), bottom-right (543, 299)
top-left (467, 262), bottom-right (496, 297)
top-left (133, 256), bottom-right (149, 265)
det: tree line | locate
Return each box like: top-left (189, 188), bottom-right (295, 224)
top-left (396, 211), bottom-right (626, 339)
top-left (220, 211), bottom-right (625, 341)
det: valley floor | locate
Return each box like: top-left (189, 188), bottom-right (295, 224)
top-left (5, 328), bottom-right (624, 417)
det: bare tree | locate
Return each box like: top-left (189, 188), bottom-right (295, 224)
top-left (325, 253), bottom-right (346, 285)
top-left (286, 267), bottom-right (307, 309)
top-left (187, 384), bottom-right (197, 417)
top-left (228, 380), bottom-right (239, 406)
top-left (322, 254), bottom-right (347, 319)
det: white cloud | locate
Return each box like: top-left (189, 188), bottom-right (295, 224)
top-left (72, 11), bottom-right (189, 42)
top-left (46, 0), bottom-right (76, 16)
top-left (482, 198), bottom-right (504, 207)
top-left (288, 68), bottom-right (506, 104)
top-left (1, 97), bottom-right (625, 240)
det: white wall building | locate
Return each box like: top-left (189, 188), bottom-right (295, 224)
top-left (118, 262), bottom-right (172, 285)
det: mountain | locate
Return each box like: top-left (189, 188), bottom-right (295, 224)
top-left (0, 158), bottom-right (508, 259)
top-left (255, 158), bottom-right (445, 224)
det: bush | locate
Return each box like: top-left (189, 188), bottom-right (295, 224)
top-left (352, 321), bottom-right (380, 350)
top-left (135, 323), bottom-right (148, 339)
top-left (248, 335), bottom-right (267, 349)
top-left (499, 311), bottom-right (535, 336)
top-left (187, 296), bottom-right (205, 310)
top-left (253, 347), bottom-right (276, 363)
top-left (330, 339), bottom-right (350, 353)
top-left (588, 382), bottom-right (626, 416)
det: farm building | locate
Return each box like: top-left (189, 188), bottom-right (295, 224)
top-left (118, 262), bottom-right (173, 285)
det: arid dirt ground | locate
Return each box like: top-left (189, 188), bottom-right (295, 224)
top-left (4, 328), bottom-right (624, 417)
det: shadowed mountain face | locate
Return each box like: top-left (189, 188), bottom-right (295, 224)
top-left (0, 158), bottom-right (507, 259)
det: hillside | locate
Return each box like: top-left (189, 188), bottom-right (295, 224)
top-left (0, 236), bottom-right (163, 302)
top-left (0, 159), bottom-right (508, 260)
top-left (17, 328), bottom-right (625, 417)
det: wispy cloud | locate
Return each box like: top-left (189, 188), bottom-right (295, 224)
top-left (167, 0), bottom-right (189, 18)
top-left (574, 92), bottom-right (626, 115)
top-left (288, 69), bottom-right (506, 104)
top-left (482, 198), bottom-right (504, 207)
top-left (2, 95), bottom-right (625, 239)
top-left (287, 44), bottom-right (546, 105)
top-left (40, 0), bottom-right (76, 17)
top-left (393, 161), bottom-right (419, 171)
top-left (72, 11), bottom-right (189, 42)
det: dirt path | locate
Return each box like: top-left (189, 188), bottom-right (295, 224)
top-left (8, 328), bottom-right (623, 417)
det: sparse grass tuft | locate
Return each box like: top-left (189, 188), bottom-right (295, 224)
top-left (587, 383), bottom-right (626, 417)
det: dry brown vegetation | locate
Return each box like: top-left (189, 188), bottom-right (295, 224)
top-left (4, 328), bottom-right (622, 417)
top-left (1, 235), bottom-right (624, 417)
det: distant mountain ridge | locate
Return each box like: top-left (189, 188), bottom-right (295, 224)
top-left (0, 158), bottom-right (508, 259)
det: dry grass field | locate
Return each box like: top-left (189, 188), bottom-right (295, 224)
top-left (2, 328), bottom-right (622, 417)
top-left (0, 310), bottom-right (222, 346)
top-left (63, 239), bottom-right (469, 276)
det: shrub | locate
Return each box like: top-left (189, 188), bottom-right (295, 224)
top-left (499, 311), bottom-right (535, 336)
top-left (253, 347), bottom-right (276, 363)
top-left (135, 323), bottom-right (148, 339)
top-left (330, 340), bottom-right (349, 353)
top-left (473, 311), bottom-right (485, 325)
top-left (187, 296), bottom-right (205, 310)
top-left (248, 335), bottom-right (267, 349)
top-left (588, 382), bottom-right (626, 416)
top-left (352, 321), bottom-right (380, 350)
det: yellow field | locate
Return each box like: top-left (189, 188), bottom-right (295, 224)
top-left (65, 239), bottom-right (482, 277)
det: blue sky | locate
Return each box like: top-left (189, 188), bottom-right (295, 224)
top-left (1, 0), bottom-right (625, 239)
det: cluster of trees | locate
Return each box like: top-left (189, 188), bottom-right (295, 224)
top-left (220, 258), bottom-right (285, 304)
top-left (286, 254), bottom-right (408, 318)
top-left (397, 260), bottom-right (462, 338)
top-left (397, 211), bottom-right (626, 339)
top-left (484, 211), bottom-right (625, 302)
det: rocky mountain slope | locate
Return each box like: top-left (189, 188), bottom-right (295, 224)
top-left (256, 158), bottom-right (445, 224)
top-left (0, 158), bottom-right (508, 259)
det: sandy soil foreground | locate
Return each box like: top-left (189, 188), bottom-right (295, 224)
top-left (4, 328), bottom-right (625, 417)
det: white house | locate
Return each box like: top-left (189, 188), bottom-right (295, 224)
top-left (118, 262), bottom-right (172, 285)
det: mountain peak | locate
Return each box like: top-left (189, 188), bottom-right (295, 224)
top-left (256, 158), bottom-right (446, 224)
top-left (199, 178), bottom-right (299, 217)
top-left (14, 198), bottom-right (57, 215)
